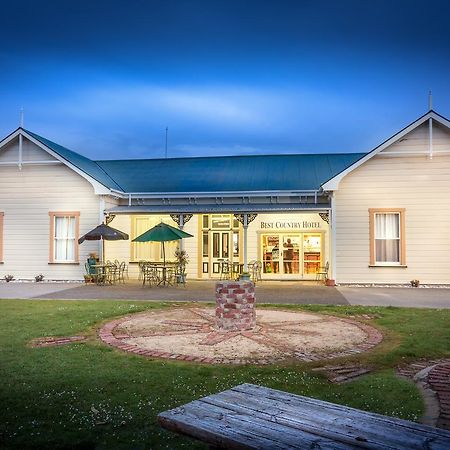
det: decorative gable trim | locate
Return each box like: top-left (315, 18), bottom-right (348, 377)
top-left (0, 129), bottom-right (113, 195)
top-left (321, 110), bottom-right (450, 191)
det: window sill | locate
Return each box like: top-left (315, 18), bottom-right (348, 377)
top-left (48, 262), bottom-right (80, 265)
top-left (368, 264), bottom-right (407, 268)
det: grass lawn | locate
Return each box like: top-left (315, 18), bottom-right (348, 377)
top-left (0, 300), bottom-right (449, 449)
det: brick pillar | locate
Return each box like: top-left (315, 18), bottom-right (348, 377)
top-left (215, 281), bottom-right (256, 331)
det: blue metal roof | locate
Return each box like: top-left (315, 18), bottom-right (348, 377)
top-left (96, 153), bottom-right (365, 193)
top-left (24, 129), bottom-right (124, 191)
top-left (21, 128), bottom-right (365, 193)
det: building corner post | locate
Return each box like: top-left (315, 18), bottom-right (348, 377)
top-left (330, 192), bottom-right (337, 283)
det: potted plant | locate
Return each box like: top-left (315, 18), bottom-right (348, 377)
top-left (239, 271), bottom-right (251, 281)
top-left (174, 249), bottom-right (189, 284)
top-left (84, 274), bottom-right (93, 283)
top-left (410, 279), bottom-right (420, 288)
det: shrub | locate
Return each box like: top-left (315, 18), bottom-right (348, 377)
top-left (4, 274), bottom-right (14, 282)
top-left (34, 274), bottom-right (45, 282)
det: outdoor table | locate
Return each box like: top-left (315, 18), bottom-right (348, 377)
top-left (92, 263), bottom-right (116, 285)
top-left (144, 261), bottom-right (177, 287)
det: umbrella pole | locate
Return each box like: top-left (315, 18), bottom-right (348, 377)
top-left (102, 238), bottom-right (105, 263)
top-left (162, 241), bottom-right (166, 266)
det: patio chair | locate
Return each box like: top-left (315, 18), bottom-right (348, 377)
top-left (138, 260), bottom-right (146, 281)
top-left (219, 260), bottom-right (232, 280)
top-left (316, 262), bottom-right (329, 282)
top-left (251, 261), bottom-right (263, 284)
top-left (142, 264), bottom-right (159, 287)
top-left (117, 262), bottom-right (127, 283)
top-left (105, 264), bottom-right (120, 284)
top-left (175, 263), bottom-right (187, 286)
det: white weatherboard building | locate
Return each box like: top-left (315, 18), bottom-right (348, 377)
top-left (0, 110), bottom-right (449, 284)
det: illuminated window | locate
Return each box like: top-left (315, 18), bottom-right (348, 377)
top-left (369, 209), bottom-right (405, 266)
top-left (49, 212), bottom-right (79, 263)
top-left (131, 216), bottom-right (177, 261)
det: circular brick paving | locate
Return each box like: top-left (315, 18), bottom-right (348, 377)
top-left (98, 308), bottom-right (383, 365)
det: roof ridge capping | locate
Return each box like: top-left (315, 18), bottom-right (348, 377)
top-left (94, 151), bottom-right (365, 163)
top-left (320, 109), bottom-right (450, 191)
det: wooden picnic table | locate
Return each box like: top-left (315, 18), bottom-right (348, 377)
top-left (158, 383), bottom-right (450, 449)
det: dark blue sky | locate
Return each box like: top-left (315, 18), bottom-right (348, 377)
top-left (1, 0), bottom-right (450, 160)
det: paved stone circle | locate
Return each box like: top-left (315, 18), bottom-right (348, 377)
top-left (99, 307), bottom-right (383, 365)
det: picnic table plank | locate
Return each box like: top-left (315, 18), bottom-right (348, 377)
top-left (204, 385), bottom-right (449, 449)
top-left (158, 383), bottom-right (450, 450)
top-left (158, 400), bottom-right (357, 450)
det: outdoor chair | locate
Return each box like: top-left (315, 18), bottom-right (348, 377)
top-left (105, 264), bottom-right (120, 284)
top-left (316, 261), bottom-right (329, 282)
top-left (142, 264), bottom-right (160, 287)
top-left (251, 261), bottom-right (263, 284)
top-left (138, 260), bottom-right (146, 281)
top-left (175, 264), bottom-right (187, 286)
top-left (117, 261), bottom-right (127, 283)
top-left (219, 260), bottom-right (232, 280)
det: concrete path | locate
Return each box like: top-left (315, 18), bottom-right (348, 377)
top-left (0, 281), bottom-right (449, 308)
top-left (27, 281), bottom-right (349, 305)
top-left (338, 286), bottom-right (450, 309)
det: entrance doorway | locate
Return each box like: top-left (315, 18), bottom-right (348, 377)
top-left (261, 232), bottom-right (323, 279)
top-left (201, 214), bottom-right (240, 278)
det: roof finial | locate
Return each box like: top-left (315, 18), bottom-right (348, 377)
top-left (428, 90), bottom-right (433, 111)
top-left (19, 107), bottom-right (24, 128)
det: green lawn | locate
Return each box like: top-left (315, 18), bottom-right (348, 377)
top-left (0, 300), bottom-right (449, 450)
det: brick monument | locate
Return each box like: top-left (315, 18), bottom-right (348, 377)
top-left (215, 280), bottom-right (256, 331)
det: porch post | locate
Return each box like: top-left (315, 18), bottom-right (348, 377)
top-left (99, 196), bottom-right (105, 261)
top-left (243, 214), bottom-right (249, 273)
top-left (330, 193), bottom-right (337, 283)
top-left (233, 213), bottom-right (257, 274)
top-left (179, 214), bottom-right (185, 251)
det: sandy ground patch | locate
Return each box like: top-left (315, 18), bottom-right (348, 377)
top-left (104, 307), bottom-right (380, 363)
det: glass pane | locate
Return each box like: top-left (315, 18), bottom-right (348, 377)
top-left (303, 234), bottom-right (321, 275)
top-left (375, 239), bottom-right (400, 263)
top-left (283, 235), bottom-right (300, 274)
top-left (211, 214), bottom-right (230, 229)
top-left (202, 232), bottom-right (209, 257)
top-left (54, 216), bottom-right (75, 261)
top-left (202, 215), bottom-right (209, 229)
top-left (222, 233), bottom-right (229, 258)
top-left (213, 233), bottom-right (220, 258)
top-left (233, 218), bottom-right (239, 228)
top-left (375, 213), bottom-right (399, 239)
top-left (262, 235), bottom-right (279, 274)
top-left (233, 232), bottom-right (239, 257)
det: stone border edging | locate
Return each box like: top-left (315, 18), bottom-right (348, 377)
top-left (98, 309), bottom-right (383, 365)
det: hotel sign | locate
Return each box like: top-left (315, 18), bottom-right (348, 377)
top-left (260, 221), bottom-right (321, 229)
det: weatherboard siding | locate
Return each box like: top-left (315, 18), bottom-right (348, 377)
top-left (0, 164), bottom-right (100, 280)
top-left (104, 214), bottom-right (199, 279)
top-left (335, 151), bottom-right (450, 284)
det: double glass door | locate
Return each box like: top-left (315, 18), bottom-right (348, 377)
top-left (261, 233), bottom-right (322, 278)
top-left (201, 214), bottom-right (240, 278)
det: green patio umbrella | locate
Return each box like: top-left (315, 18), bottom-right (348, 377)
top-left (132, 222), bottom-right (193, 265)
